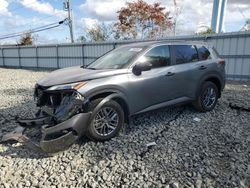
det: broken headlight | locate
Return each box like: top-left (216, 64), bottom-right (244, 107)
top-left (34, 82), bottom-right (86, 108)
top-left (47, 82), bottom-right (86, 91)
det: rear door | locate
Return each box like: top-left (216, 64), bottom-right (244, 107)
top-left (170, 44), bottom-right (217, 99)
top-left (171, 44), bottom-right (206, 99)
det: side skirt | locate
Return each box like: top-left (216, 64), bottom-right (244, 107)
top-left (132, 97), bottom-right (192, 115)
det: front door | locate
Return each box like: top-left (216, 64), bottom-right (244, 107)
top-left (127, 45), bottom-right (178, 114)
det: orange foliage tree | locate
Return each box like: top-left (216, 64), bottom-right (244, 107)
top-left (115, 0), bottom-right (172, 39)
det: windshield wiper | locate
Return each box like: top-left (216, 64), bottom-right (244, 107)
top-left (81, 65), bottom-right (96, 70)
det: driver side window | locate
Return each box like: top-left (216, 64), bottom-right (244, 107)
top-left (137, 45), bottom-right (171, 68)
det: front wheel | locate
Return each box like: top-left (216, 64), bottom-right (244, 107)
top-left (86, 99), bottom-right (124, 141)
top-left (193, 81), bottom-right (219, 112)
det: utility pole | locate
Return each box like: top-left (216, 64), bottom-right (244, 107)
top-left (64, 0), bottom-right (74, 43)
top-left (211, 0), bottom-right (227, 33)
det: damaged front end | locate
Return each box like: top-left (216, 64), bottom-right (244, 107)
top-left (1, 83), bottom-right (91, 153)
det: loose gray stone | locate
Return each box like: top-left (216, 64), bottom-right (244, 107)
top-left (0, 69), bottom-right (249, 188)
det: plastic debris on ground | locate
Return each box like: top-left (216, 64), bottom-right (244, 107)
top-left (193, 117), bottom-right (201, 122)
top-left (146, 142), bottom-right (157, 147)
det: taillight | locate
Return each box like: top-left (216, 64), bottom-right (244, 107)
top-left (218, 59), bottom-right (225, 66)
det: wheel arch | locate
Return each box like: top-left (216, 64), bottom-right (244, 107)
top-left (204, 77), bottom-right (222, 97)
top-left (197, 74), bottom-right (223, 98)
top-left (87, 91), bottom-right (130, 124)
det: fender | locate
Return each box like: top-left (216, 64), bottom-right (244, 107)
top-left (94, 92), bottom-right (128, 111)
top-left (85, 89), bottom-right (130, 112)
top-left (86, 88), bottom-right (126, 100)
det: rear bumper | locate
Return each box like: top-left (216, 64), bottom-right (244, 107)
top-left (1, 113), bottom-right (91, 153)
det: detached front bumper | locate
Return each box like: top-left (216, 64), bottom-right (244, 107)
top-left (1, 112), bottom-right (91, 153)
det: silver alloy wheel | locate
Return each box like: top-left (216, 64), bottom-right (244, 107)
top-left (201, 87), bottom-right (216, 108)
top-left (93, 107), bottom-right (119, 136)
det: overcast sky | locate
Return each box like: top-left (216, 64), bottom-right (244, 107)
top-left (0, 0), bottom-right (249, 44)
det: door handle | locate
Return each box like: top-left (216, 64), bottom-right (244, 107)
top-left (165, 72), bottom-right (175, 76)
top-left (199, 65), bottom-right (207, 70)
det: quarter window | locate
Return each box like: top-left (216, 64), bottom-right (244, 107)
top-left (175, 45), bottom-right (199, 64)
top-left (137, 45), bottom-right (171, 68)
top-left (197, 46), bottom-right (211, 60)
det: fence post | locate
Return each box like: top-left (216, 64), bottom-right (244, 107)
top-left (56, 45), bottom-right (59, 68)
top-left (18, 47), bottom-right (21, 68)
top-left (82, 43), bottom-right (85, 66)
top-left (36, 46), bottom-right (39, 68)
top-left (113, 42), bottom-right (117, 49)
top-left (1, 48), bottom-right (5, 67)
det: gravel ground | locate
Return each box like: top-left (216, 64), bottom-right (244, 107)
top-left (0, 67), bottom-right (250, 188)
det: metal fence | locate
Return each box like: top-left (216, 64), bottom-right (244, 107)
top-left (1, 31), bottom-right (250, 80)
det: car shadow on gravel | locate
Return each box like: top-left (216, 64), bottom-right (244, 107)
top-left (0, 90), bottom-right (248, 160)
top-left (0, 96), bottom-right (192, 159)
top-left (0, 144), bottom-right (49, 159)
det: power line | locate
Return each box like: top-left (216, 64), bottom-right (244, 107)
top-left (0, 0), bottom-right (66, 33)
top-left (1, 1), bottom-right (69, 41)
top-left (0, 11), bottom-right (66, 35)
top-left (0, 24), bottom-right (63, 40)
top-left (0, 20), bottom-right (64, 38)
top-left (0, 19), bottom-right (67, 40)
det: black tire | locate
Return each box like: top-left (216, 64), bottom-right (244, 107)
top-left (86, 99), bottom-right (124, 141)
top-left (193, 81), bottom-right (219, 112)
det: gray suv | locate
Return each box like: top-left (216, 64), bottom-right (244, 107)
top-left (2, 41), bottom-right (225, 153)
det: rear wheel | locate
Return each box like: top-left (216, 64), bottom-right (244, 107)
top-left (193, 81), bottom-right (219, 112)
top-left (86, 99), bottom-right (124, 141)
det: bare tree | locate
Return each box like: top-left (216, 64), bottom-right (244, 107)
top-left (86, 23), bottom-right (113, 42)
top-left (240, 19), bottom-right (250, 31)
top-left (76, 36), bottom-right (87, 43)
top-left (19, 32), bottom-right (33, 46)
top-left (172, 0), bottom-right (182, 36)
top-left (197, 27), bottom-right (215, 35)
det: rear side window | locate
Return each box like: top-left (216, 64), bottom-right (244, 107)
top-left (138, 45), bottom-right (171, 68)
top-left (197, 46), bottom-right (211, 60)
top-left (175, 45), bottom-right (199, 64)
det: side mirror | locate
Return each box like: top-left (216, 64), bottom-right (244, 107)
top-left (132, 62), bottom-right (152, 76)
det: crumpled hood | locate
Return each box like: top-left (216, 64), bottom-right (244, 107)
top-left (37, 66), bottom-right (128, 87)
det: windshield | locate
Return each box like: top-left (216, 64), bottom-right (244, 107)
top-left (87, 46), bottom-right (144, 69)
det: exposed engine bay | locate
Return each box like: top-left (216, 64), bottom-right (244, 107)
top-left (1, 85), bottom-right (91, 153)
